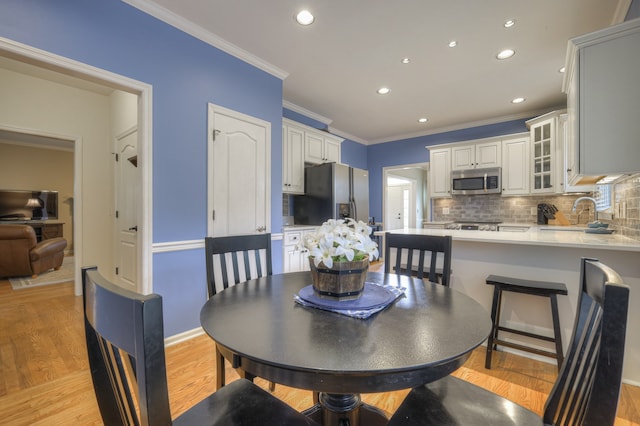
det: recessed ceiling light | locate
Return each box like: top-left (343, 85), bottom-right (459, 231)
top-left (295, 10), bottom-right (314, 25)
top-left (496, 49), bottom-right (515, 60)
top-left (401, 58), bottom-right (410, 64)
top-left (504, 19), bottom-right (516, 28)
top-left (448, 41), bottom-right (457, 48)
top-left (377, 87), bottom-right (390, 95)
top-left (558, 67), bottom-right (566, 73)
top-left (511, 97), bottom-right (525, 104)
top-left (418, 118), bottom-right (429, 123)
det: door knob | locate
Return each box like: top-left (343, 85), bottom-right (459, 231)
top-left (128, 226), bottom-right (138, 231)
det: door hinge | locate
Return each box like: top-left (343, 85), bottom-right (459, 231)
top-left (115, 267), bottom-right (119, 275)
top-left (115, 210), bottom-right (119, 218)
top-left (212, 210), bottom-right (215, 220)
top-left (115, 153), bottom-right (119, 162)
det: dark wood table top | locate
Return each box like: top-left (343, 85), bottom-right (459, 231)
top-left (200, 271), bottom-right (491, 394)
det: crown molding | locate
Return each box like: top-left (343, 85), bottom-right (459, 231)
top-left (368, 106), bottom-right (564, 145)
top-left (123, 0), bottom-right (288, 80)
top-left (282, 100), bottom-right (332, 125)
top-left (612, 0), bottom-right (632, 24)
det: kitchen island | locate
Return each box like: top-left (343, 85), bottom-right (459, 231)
top-left (380, 227), bottom-right (640, 385)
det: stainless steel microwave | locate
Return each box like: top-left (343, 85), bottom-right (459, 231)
top-left (451, 167), bottom-right (501, 195)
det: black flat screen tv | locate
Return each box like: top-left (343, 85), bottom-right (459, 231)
top-left (0, 190), bottom-right (58, 220)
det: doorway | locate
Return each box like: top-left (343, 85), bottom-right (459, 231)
top-left (382, 163), bottom-right (429, 230)
top-left (0, 39), bottom-right (152, 295)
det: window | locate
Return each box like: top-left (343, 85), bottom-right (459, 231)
top-left (594, 184), bottom-right (613, 211)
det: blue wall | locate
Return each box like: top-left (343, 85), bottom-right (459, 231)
top-left (627, 0), bottom-right (640, 20)
top-left (0, 0), bottom-right (284, 336)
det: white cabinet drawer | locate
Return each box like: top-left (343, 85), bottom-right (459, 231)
top-left (284, 231), bottom-right (303, 245)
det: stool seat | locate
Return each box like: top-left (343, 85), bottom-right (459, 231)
top-left (486, 275), bottom-right (568, 295)
top-left (485, 275), bottom-right (568, 371)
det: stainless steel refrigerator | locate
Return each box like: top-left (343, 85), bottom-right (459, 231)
top-left (293, 163), bottom-right (369, 225)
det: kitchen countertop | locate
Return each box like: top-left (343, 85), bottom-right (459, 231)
top-left (376, 226), bottom-right (640, 253)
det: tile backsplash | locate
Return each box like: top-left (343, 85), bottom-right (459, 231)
top-left (612, 176), bottom-right (640, 239)
top-left (432, 193), bottom-right (596, 225)
top-left (432, 175), bottom-right (640, 240)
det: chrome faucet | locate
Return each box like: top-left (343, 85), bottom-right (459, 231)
top-left (572, 196), bottom-right (598, 222)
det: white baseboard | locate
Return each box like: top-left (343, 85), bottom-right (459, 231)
top-left (165, 326), bottom-right (205, 347)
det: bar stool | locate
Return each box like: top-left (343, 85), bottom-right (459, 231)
top-left (485, 274), bottom-right (568, 371)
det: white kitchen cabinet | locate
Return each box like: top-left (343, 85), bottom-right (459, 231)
top-left (282, 122), bottom-right (305, 194)
top-left (283, 228), bottom-right (313, 273)
top-left (428, 147), bottom-right (451, 198)
top-left (304, 131), bottom-right (342, 164)
top-left (564, 18), bottom-right (640, 184)
top-left (451, 140), bottom-right (501, 170)
top-left (501, 133), bottom-right (530, 195)
top-left (558, 114), bottom-right (595, 193)
top-left (527, 112), bottom-right (560, 194)
top-left (527, 110), bottom-right (590, 194)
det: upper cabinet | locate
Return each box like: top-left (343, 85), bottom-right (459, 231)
top-left (304, 131), bottom-right (342, 164)
top-left (564, 18), bottom-right (640, 184)
top-left (282, 122), bottom-right (305, 194)
top-left (451, 140), bottom-right (501, 170)
top-left (527, 112), bottom-right (557, 193)
top-left (501, 133), bottom-right (530, 196)
top-left (282, 118), bottom-right (344, 193)
top-left (428, 147), bottom-right (451, 198)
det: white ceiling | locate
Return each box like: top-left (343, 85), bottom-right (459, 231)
top-left (129, 0), bottom-right (626, 144)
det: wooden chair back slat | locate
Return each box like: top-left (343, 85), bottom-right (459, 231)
top-left (82, 266), bottom-right (172, 426)
top-left (204, 234), bottom-right (272, 297)
top-left (384, 233), bottom-right (452, 286)
top-left (543, 258), bottom-right (629, 426)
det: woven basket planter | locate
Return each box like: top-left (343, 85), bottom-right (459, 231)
top-left (309, 258), bottom-right (369, 301)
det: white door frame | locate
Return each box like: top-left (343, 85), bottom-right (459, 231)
top-left (382, 162), bottom-right (429, 230)
top-left (0, 36), bottom-right (154, 295)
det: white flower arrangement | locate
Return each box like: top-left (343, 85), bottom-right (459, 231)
top-left (299, 218), bottom-right (379, 269)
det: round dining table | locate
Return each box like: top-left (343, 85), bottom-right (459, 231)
top-left (200, 271), bottom-right (491, 426)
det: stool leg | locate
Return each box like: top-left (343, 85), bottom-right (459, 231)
top-left (549, 294), bottom-right (564, 370)
top-left (485, 286), bottom-right (502, 369)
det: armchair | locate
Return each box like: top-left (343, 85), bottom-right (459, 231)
top-left (0, 224), bottom-right (67, 278)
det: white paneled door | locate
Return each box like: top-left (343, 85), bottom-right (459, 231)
top-left (386, 185), bottom-right (407, 230)
top-left (207, 104), bottom-right (271, 237)
top-left (114, 127), bottom-right (139, 290)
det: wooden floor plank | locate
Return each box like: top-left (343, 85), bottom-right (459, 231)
top-left (0, 272), bottom-right (638, 425)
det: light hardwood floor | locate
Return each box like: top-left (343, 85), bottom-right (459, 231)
top-left (1, 266), bottom-right (638, 425)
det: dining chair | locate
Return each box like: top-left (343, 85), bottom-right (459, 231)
top-left (81, 266), bottom-right (316, 426)
top-left (384, 233), bottom-right (452, 286)
top-left (388, 257), bottom-right (630, 426)
top-left (204, 233), bottom-right (275, 391)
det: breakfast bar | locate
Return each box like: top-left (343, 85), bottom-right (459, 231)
top-left (381, 227), bottom-right (640, 385)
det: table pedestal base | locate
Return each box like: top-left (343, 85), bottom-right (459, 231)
top-left (302, 393), bottom-right (388, 426)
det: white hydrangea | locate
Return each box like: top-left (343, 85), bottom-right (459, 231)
top-left (298, 218), bottom-right (379, 268)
